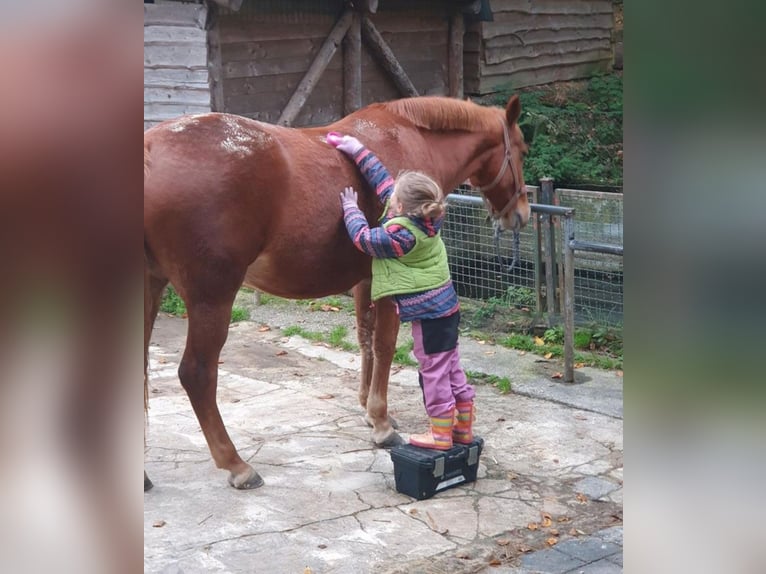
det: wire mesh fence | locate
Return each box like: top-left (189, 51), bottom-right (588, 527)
top-left (443, 184), bottom-right (623, 332)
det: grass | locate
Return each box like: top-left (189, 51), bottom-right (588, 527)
top-left (282, 325), bottom-right (357, 352)
top-left (466, 371), bottom-right (512, 394)
top-left (160, 286), bottom-right (249, 323)
top-left (393, 339), bottom-right (417, 367)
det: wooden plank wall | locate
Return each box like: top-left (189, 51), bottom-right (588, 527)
top-left (215, 0), bottom-right (450, 126)
top-left (464, 0), bottom-right (615, 94)
top-left (144, 3), bottom-right (212, 130)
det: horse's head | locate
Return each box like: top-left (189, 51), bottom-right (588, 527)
top-left (469, 95), bottom-right (531, 231)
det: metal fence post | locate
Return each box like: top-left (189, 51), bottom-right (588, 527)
top-left (562, 212), bottom-right (576, 383)
top-left (540, 177), bottom-right (557, 325)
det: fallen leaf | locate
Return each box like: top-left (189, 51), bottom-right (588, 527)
top-left (569, 527), bottom-right (579, 536)
top-left (557, 516), bottom-right (572, 523)
top-left (496, 538), bottom-right (511, 546)
top-left (478, 340), bottom-right (486, 345)
top-left (158, 357), bottom-right (168, 364)
top-left (507, 472), bottom-right (518, 480)
top-left (276, 350), bottom-right (288, 356)
top-left (546, 537), bottom-right (558, 546)
top-left (518, 351), bottom-right (526, 356)
top-left (551, 372), bottom-right (563, 379)
top-left (152, 520), bottom-right (166, 528)
top-left (456, 551), bottom-right (471, 559)
top-left (575, 493), bottom-right (588, 503)
top-left (574, 362), bottom-right (585, 368)
top-left (534, 336), bottom-right (545, 346)
top-left (317, 394), bottom-right (334, 400)
top-left (544, 352), bottom-right (553, 359)
top-left (549, 528), bottom-right (559, 536)
top-left (304, 568), bottom-right (312, 574)
top-left (257, 325), bottom-right (271, 332)
top-left (527, 522), bottom-right (539, 531)
top-left (408, 508), bottom-right (419, 516)
top-left (484, 351), bottom-right (496, 356)
top-left (488, 558), bottom-right (502, 566)
top-left (541, 513), bottom-right (552, 527)
top-left (519, 545), bottom-right (533, 553)
top-left (616, 370), bottom-right (624, 377)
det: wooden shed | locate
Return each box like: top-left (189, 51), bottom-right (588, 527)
top-left (464, 0), bottom-right (617, 94)
top-left (144, 0), bottom-right (617, 129)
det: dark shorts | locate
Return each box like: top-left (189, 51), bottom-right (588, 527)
top-left (417, 311), bottom-right (460, 355)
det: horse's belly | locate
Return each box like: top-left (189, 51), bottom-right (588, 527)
top-left (243, 248), bottom-right (370, 299)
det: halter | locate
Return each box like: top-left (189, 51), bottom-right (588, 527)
top-left (473, 120), bottom-right (525, 272)
top-left (474, 120), bottom-right (523, 223)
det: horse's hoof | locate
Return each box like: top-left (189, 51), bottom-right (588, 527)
top-left (364, 413), bottom-right (400, 430)
top-left (372, 428), bottom-right (405, 448)
top-left (144, 472), bottom-right (154, 492)
top-left (228, 467), bottom-right (264, 490)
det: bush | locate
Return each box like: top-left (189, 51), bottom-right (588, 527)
top-left (487, 74), bottom-right (623, 188)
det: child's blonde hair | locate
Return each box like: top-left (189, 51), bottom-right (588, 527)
top-left (393, 171), bottom-right (446, 220)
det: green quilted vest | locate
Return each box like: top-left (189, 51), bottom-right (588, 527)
top-left (371, 215), bottom-right (450, 301)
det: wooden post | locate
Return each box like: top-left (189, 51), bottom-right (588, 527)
top-left (206, 4), bottom-right (225, 112)
top-left (361, 16), bottom-right (419, 97)
top-left (448, 11), bottom-right (464, 99)
top-left (344, 11), bottom-right (362, 115)
top-left (278, 9), bottom-right (354, 126)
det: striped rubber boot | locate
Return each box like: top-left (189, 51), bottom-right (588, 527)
top-left (409, 414), bottom-right (454, 450)
top-left (452, 401), bottom-right (475, 444)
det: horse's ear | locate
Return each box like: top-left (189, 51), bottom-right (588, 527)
top-left (506, 94), bottom-right (521, 125)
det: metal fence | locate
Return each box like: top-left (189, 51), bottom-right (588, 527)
top-left (442, 179), bottom-right (623, 382)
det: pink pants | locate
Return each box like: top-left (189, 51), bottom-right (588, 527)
top-left (411, 312), bottom-right (475, 417)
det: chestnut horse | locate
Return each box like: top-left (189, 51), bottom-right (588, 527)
top-left (144, 95), bottom-right (530, 489)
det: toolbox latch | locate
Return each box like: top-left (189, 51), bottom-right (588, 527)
top-left (467, 445), bottom-right (479, 466)
top-left (433, 456), bottom-right (445, 477)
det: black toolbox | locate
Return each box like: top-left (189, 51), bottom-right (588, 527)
top-left (389, 437), bottom-right (484, 500)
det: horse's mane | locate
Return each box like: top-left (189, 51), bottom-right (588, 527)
top-left (379, 97), bottom-right (501, 133)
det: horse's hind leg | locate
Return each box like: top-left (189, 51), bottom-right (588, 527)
top-left (144, 265), bottom-right (167, 491)
top-left (180, 290), bottom-right (263, 489)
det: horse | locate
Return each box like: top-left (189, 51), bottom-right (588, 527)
top-left (144, 94), bottom-right (530, 490)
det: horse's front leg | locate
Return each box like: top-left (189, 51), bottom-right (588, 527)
top-left (368, 296), bottom-right (404, 447)
top-left (352, 280), bottom-right (375, 411)
top-left (353, 280), bottom-right (399, 431)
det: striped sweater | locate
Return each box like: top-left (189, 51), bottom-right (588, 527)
top-left (341, 146), bottom-right (460, 322)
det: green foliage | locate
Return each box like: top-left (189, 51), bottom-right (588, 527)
top-left (160, 286), bottom-right (186, 316)
top-left (504, 286), bottom-right (536, 307)
top-left (281, 324), bottom-right (357, 352)
top-left (574, 329), bottom-right (593, 349)
top-left (394, 339), bottom-right (418, 367)
top-left (466, 371), bottom-right (512, 394)
top-left (500, 333), bottom-right (535, 352)
top-left (543, 326), bottom-right (564, 345)
top-left (230, 307), bottom-right (249, 323)
top-left (489, 74), bottom-right (623, 188)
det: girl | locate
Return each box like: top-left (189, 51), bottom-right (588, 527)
top-left (326, 132), bottom-right (475, 450)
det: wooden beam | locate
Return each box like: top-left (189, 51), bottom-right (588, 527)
top-left (207, 5), bottom-right (225, 112)
top-left (361, 16), bottom-right (418, 97)
top-left (448, 12), bottom-right (464, 99)
top-left (277, 9), bottom-right (354, 126)
top-left (343, 12), bottom-right (362, 114)
top-left (206, 0), bottom-right (244, 11)
top-left (355, 0), bottom-right (379, 13)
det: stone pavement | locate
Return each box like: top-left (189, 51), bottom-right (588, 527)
top-left (144, 314), bottom-right (622, 573)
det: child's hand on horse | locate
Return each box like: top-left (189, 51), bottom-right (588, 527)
top-left (326, 132), bottom-right (364, 155)
top-left (340, 186), bottom-right (358, 207)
